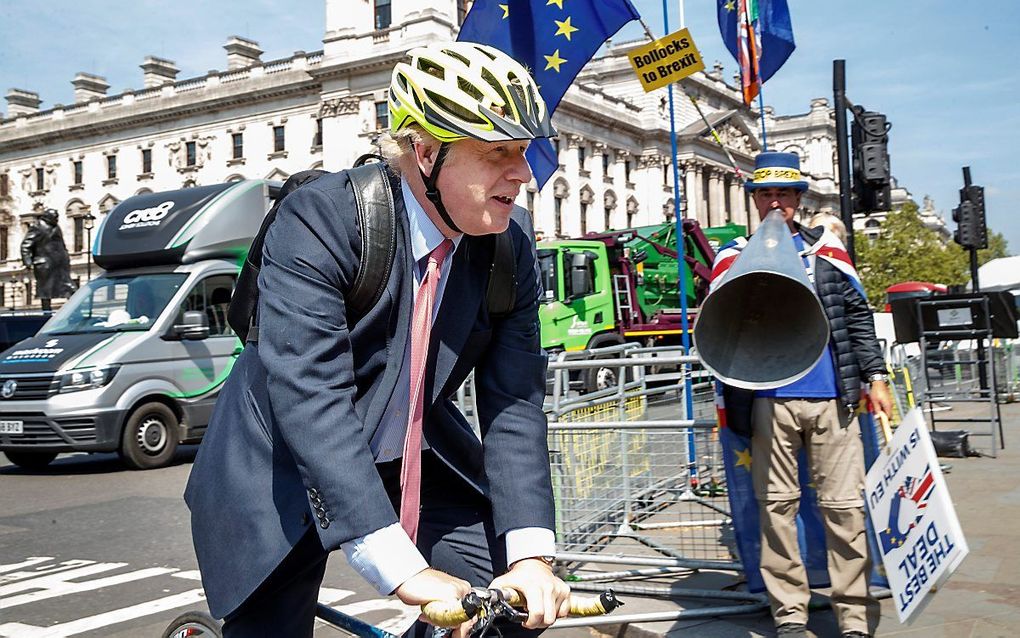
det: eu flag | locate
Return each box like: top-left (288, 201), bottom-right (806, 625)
top-left (718, 385), bottom-right (888, 592)
top-left (717, 0), bottom-right (795, 104)
top-left (458, 0), bottom-right (640, 190)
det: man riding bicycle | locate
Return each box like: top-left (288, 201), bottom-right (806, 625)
top-left (184, 41), bottom-right (569, 638)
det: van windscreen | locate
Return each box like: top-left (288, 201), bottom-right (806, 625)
top-left (39, 273), bottom-right (188, 335)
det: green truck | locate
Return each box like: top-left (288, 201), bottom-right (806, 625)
top-left (537, 220), bottom-right (745, 390)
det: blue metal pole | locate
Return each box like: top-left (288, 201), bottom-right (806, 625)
top-left (662, 0), bottom-right (697, 487)
top-left (757, 89), bottom-right (768, 150)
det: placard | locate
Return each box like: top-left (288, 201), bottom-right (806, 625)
top-left (627, 28), bottom-right (705, 92)
top-left (865, 408), bottom-right (969, 623)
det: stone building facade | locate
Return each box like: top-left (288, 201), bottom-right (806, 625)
top-left (0, 0), bottom-right (895, 309)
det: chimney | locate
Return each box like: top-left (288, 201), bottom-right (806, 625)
top-left (72, 73), bottom-right (110, 103)
top-left (224, 36), bottom-right (263, 70)
top-left (5, 89), bottom-right (42, 117)
top-left (141, 56), bottom-right (179, 88)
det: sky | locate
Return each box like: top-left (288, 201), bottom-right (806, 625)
top-left (1, 1), bottom-right (1017, 252)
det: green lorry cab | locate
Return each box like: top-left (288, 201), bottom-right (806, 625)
top-left (537, 220), bottom-right (745, 391)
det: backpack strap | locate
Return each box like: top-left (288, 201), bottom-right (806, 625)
top-left (486, 229), bottom-right (517, 319)
top-left (346, 163), bottom-right (396, 318)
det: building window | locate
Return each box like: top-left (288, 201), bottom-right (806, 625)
top-left (0, 174), bottom-right (7, 197)
top-left (273, 126), bottom-right (285, 153)
top-left (602, 153), bottom-right (610, 177)
top-left (527, 190), bottom-right (535, 213)
top-left (142, 149), bottom-right (152, 173)
top-left (553, 138), bottom-right (560, 159)
top-left (577, 145), bottom-right (586, 170)
top-left (580, 202), bottom-right (588, 235)
top-left (375, 101), bottom-right (389, 131)
top-left (73, 216), bottom-right (84, 252)
top-left (662, 163), bottom-right (669, 186)
top-left (35, 168), bottom-right (44, 191)
top-left (107, 155), bottom-right (117, 180)
top-left (374, 0), bottom-right (392, 30)
top-left (604, 206), bottom-right (612, 230)
top-left (314, 118), bottom-right (323, 147)
top-left (186, 141), bottom-right (197, 166)
top-left (625, 160), bottom-right (632, 183)
top-left (73, 161), bottom-right (83, 185)
top-left (0, 284), bottom-right (4, 307)
top-left (232, 133), bottom-right (244, 159)
top-left (554, 197), bottom-right (563, 237)
top-left (0, 226), bottom-right (7, 261)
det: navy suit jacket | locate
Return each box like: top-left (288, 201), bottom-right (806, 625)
top-left (184, 169), bottom-right (553, 619)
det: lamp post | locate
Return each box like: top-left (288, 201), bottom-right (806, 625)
top-left (8, 275), bottom-right (17, 310)
top-left (83, 213), bottom-right (96, 282)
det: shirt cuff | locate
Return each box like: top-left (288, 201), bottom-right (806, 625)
top-left (341, 523), bottom-right (429, 595)
top-left (505, 527), bottom-right (556, 567)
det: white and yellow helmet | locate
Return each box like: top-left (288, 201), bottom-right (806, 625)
top-left (389, 41), bottom-right (556, 143)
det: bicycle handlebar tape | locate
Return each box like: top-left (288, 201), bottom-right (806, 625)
top-left (421, 591), bottom-right (484, 628)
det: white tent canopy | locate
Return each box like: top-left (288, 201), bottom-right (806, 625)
top-left (969, 256), bottom-right (1020, 292)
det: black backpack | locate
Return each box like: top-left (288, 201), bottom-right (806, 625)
top-left (227, 160), bottom-right (518, 343)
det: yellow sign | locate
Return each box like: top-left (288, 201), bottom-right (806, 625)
top-left (627, 28), bottom-right (705, 92)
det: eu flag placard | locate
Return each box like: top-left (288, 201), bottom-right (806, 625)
top-left (458, 0), bottom-right (640, 189)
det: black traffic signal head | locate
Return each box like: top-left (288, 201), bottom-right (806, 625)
top-left (954, 185), bottom-right (988, 249)
top-left (851, 108), bottom-right (892, 214)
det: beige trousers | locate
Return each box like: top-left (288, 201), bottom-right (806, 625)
top-left (751, 397), bottom-right (880, 635)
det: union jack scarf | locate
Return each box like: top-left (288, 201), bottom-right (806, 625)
top-left (709, 227), bottom-right (865, 297)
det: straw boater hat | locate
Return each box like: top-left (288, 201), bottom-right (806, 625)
top-left (744, 151), bottom-right (809, 192)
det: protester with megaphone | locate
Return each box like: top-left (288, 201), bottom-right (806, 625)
top-left (704, 152), bottom-right (891, 638)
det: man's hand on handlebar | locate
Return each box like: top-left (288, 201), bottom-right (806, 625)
top-left (488, 557), bottom-right (571, 629)
top-left (395, 568), bottom-right (477, 638)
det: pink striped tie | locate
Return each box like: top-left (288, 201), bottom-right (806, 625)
top-left (400, 238), bottom-right (454, 543)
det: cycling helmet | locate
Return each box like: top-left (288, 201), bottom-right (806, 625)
top-left (389, 41), bottom-right (556, 142)
top-left (387, 41), bottom-right (555, 234)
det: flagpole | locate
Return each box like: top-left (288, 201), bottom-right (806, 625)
top-left (743, 0), bottom-right (769, 149)
top-left (658, 0), bottom-right (697, 490)
top-left (756, 84), bottom-right (768, 150)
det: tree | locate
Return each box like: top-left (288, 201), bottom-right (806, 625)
top-left (978, 230), bottom-right (1011, 266)
top-left (855, 202), bottom-right (970, 307)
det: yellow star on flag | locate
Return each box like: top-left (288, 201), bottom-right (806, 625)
top-left (735, 447), bottom-right (752, 471)
top-left (554, 16), bottom-right (578, 41)
top-left (547, 0), bottom-right (564, 9)
top-left (724, 0), bottom-right (736, 11)
top-left (544, 49), bottom-right (567, 72)
top-left (499, 3), bottom-right (509, 18)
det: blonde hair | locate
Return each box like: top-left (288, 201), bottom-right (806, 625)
top-left (809, 212), bottom-right (847, 244)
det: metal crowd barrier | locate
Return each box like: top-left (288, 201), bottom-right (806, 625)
top-left (541, 348), bottom-right (768, 627)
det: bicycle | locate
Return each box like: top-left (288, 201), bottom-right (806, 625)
top-left (163, 588), bottom-right (622, 638)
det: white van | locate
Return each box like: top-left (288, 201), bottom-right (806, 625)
top-left (0, 180), bottom-right (277, 469)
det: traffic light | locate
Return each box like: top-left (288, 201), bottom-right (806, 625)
top-left (953, 184), bottom-right (987, 249)
top-left (851, 109), bottom-right (892, 214)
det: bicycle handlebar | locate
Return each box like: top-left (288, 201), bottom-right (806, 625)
top-left (421, 588), bottom-right (622, 628)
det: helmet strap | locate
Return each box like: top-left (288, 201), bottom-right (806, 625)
top-left (419, 142), bottom-right (463, 235)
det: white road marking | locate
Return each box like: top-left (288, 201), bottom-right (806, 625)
top-left (0, 557), bottom-right (55, 574)
top-left (1, 557), bottom-right (412, 637)
top-left (330, 598), bottom-right (421, 634)
top-left (0, 564), bottom-right (175, 608)
top-left (0, 588), bottom-right (207, 637)
top-left (0, 560), bottom-right (96, 585)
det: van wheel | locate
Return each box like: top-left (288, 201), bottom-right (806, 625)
top-left (120, 402), bottom-right (179, 470)
top-left (5, 451), bottom-right (58, 470)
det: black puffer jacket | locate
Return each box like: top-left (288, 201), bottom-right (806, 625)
top-left (722, 224), bottom-right (886, 435)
